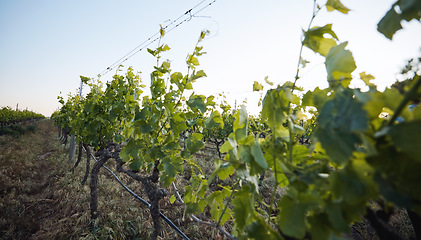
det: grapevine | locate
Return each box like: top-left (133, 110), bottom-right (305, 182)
top-left (0, 107), bottom-right (45, 134)
top-left (52, 0), bottom-right (421, 239)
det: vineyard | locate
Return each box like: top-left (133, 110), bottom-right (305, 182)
top-left (2, 0), bottom-right (421, 239)
top-left (0, 107), bottom-right (45, 136)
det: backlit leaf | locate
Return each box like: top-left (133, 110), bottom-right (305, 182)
top-left (360, 72), bottom-right (376, 87)
top-left (253, 81), bottom-right (264, 91)
top-left (326, 0), bottom-right (351, 14)
top-left (325, 42), bottom-right (356, 87)
top-left (304, 24), bottom-right (339, 56)
top-left (233, 106), bottom-right (248, 141)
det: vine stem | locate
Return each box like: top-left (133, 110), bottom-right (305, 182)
top-left (292, 0), bottom-right (319, 91)
top-left (268, 128), bottom-right (278, 224)
top-left (155, 32), bottom-right (205, 139)
top-left (287, 0), bottom-right (319, 164)
top-left (216, 182), bottom-right (238, 227)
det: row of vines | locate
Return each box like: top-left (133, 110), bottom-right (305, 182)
top-left (52, 0), bottom-right (421, 239)
top-left (0, 107), bottom-right (45, 133)
top-left (0, 107), bottom-right (45, 124)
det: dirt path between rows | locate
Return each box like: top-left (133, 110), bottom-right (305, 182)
top-left (0, 120), bottom-right (71, 240)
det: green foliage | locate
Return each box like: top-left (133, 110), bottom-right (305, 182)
top-left (377, 0), bottom-right (421, 39)
top-left (303, 24), bottom-right (338, 56)
top-left (0, 107), bottom-right (45, 124)
top-left (184, 1), bottom-right (421, 239)
top-left (53, 1), bottom-right (421, 239)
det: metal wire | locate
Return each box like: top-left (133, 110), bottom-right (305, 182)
top-left (82, 146), bottom-right (190, 240)
top-left (98, 0), bottom-right (217, 78)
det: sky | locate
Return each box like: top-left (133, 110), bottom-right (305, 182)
top-left (0, 0), bottom-right (420, 117)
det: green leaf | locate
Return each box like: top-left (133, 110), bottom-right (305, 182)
top-left (147, 48), bottom-right (156, 56)
top-left (308, 214), bottom-right (331, 240)
top-left (130, 159), bottom-right (142, 170)
top-left (219, 208), bottom-right (231, 225)
top-left (377, 0), bottom-right (421, 40)
top-left (170, 112), bottom-right (187, 135)
top-left (163, 141), bottom-right (179, 151)
top-left (253, 81), bottom-right (264, 91)
top-left (364, 88), bottom-right (410, 120)
top-left (377, 7), bottom-right (403, 40)
top-left (162, 44), bottom-right (170, 51)
top-left (325, 42), bottom-right (356, 87)
top-left (185, 82), bottom-right (193, 90)
top-left (161, 156), bottom-right (183, 187)
top-left (187, 55), bottom-right (199, 66)
top-left (303, 24), bottom-right (339, 56)
top-left (233, 185), bottom-right (256, 229)
top-left (191, 70), bottom-right (207, 81)
top-left (299, 56), bottom-right (310, 68)
top-left (360, 72), bottom-right (376, 87)
top-left (302, 87), bottom-right (332, 109)
top-left (170, 195), bottom-right (176, 204)
top-left (264, 76), bottom-right (274, 86)
top-left (245, 216), bottom-right (281, 240)
top-left (120, 139), bottom-right (140, 161)
top-left (373, 171), bottom-right (413, 208)
top-left (205, 111), bottom-right (224, 129)
top-left (214, 160), bottom-right (235, 180)
top-left (80, 76), bottom-right (91, 84)
top-left (187, 94), bottom-right (207, 113)
top-left (250, 140), bottom-right (268, 169)
top-left (389, 120), bottom-right (421, 161)
top-left (330, 168), bottom-right (368, 205)
top-left (326, 0), bottom-right (351, 14)
top-left (220, 138), bottom-right (233, 153)
top-left (326, 203), bottom-right (349, 232)
top-left (315, 89), bottom-right (368, 164)
top-left (170, 72), bottom-right (183, 85)
top-left (278, 196), bottom-right (308, 239)
top-left (359, 72), bottom-right (375, 82)
top-left (114, 134), bottom-right (124, 143)
top-left (233, 106), bottom-right (248, 141)
top-left (262, 89), bottom-right (290, 137)
top-left (186, 132), bottom-right (204, 154)
top-left (206, 95), bottom-right (216, 106)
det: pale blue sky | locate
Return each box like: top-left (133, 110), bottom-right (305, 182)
top-left (1, 0), bottom-right (420, 116)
